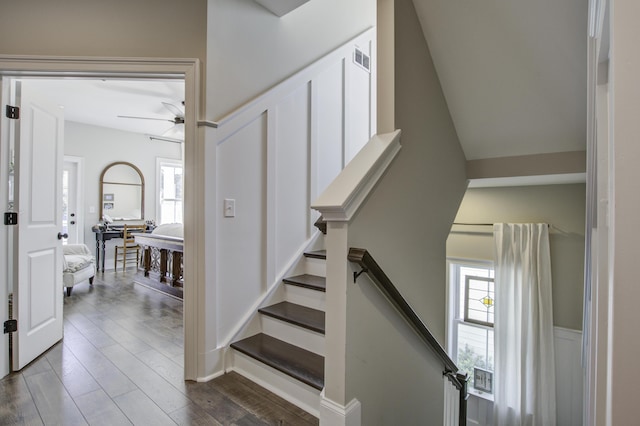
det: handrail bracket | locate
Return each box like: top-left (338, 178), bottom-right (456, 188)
top-left (353, 267), bottom-right (368, 283)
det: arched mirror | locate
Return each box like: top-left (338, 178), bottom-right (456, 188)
top-left (99, 162), bottom-right (145, 221)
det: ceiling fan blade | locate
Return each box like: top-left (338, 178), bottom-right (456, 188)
top-left (162, 102), bottom-right (184, 117)
top-left (117, 115), bottom-right (176, 123)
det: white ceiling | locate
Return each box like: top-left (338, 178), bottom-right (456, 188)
top-left (20, 78), bottom-right (185, 139)
top-left (412, 0), bottom-right (588, 161)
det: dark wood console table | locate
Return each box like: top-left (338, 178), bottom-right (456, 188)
top-left (92, 226), bottom-right (124, 272)
top-left (92, 225), bottom-right (151, 272)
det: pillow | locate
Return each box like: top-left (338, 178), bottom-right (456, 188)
top-left (63, 254), bottom-right (94, 273)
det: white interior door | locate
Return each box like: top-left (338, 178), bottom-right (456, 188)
top-left (12, 81), bottom-right (64, 370)
top-left (63, 158), bottom-right (82, 244)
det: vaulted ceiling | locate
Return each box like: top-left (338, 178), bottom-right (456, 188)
top-left (18, 0), bottom-right (588, 178)
top-left (19, 79), bottom-right (185, 139)
top-left (412, 0), bottom-right (588, 163)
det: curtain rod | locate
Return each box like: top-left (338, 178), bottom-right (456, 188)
top-left (451, 222), bottom-right (569, 235)
top-left (452, 222), bottom-right (550, 227)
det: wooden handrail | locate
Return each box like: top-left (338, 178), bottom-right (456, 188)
top-left (348, 248), bottom-right (468, 391)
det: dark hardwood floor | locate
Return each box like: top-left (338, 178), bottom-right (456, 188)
top-left (0, 271), bottom-right (319, 425)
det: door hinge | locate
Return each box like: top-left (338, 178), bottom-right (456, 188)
top-left (4, 212), bottom-right (17, 225)
top-left (5, 105), bottom-right (19, 119)
top-left (4, 319), bottom-right (17, 334)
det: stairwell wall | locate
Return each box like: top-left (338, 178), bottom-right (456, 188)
top-left (344, 0), bottom-right (467, 423)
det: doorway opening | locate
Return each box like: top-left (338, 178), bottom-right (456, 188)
top-left (0, 57), bottom-right (201, 382)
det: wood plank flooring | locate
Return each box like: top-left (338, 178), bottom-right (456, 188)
top-left (0, 272), bottom-right (318, 425)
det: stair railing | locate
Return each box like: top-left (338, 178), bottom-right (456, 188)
top-left (348, 247), bottom-right (468, 426)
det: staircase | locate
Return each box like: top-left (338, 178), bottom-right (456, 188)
top-left (230, 249), bottom-right (327, 416)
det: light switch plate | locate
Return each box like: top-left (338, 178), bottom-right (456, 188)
top-left (224, 198), bottom-right (235, 217)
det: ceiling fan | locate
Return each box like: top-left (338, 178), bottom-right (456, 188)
top-left (118, 101), bottom-right (185, 141)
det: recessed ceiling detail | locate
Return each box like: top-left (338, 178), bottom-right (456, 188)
top-left (254, 0), bottom-right (310, 17)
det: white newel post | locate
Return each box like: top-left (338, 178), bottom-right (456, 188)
top-left (319, 220), bottom-right (362, 426)
top-left (311, 131), bottom-right (401, 426)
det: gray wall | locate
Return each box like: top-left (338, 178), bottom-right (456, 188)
top-left (0, 0), bottom-right (207, 110)
top-left (447, 184), bottom-right (586, 330)
top-left (0, 0), bottom-right (206, 62)
top-left (344, 0), bottom-right (468, 423)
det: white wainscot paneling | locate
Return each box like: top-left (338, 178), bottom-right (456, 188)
top-left (209, 28), bottom-right (376, 348)
top-left (466, 394), bottom-right (493, 426)
top-left (216, 114), bottom-right (267, 336)
top-left (275, 83), bottom-right (312, 271)
top-left (314, 59), bottom-right (345, 196)
top-left (554, 327), bottom-right (583, 426)
top-left (465, 327), bottom-right (583, 426)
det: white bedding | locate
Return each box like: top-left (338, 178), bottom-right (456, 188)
top-left (151, 223), bottom-right (183, 238)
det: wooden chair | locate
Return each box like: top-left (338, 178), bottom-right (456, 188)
top-left (114, 224), bottom-right (146, 271)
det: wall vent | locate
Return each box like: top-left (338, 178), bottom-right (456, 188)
top-left (353, 47), bottom-right (371, 72)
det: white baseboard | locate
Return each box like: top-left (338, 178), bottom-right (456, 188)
top-left (196, 346), bottom-right (225, 382)
top-left (319, 391), bottom-right (361, 426)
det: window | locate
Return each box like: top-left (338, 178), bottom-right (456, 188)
top-left (157, 159), bottom-right (183, 225)
top-left (448, 261), bottom-right (494, 395)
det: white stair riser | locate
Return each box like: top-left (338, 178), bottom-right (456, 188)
top-left (305, 257), bottom-right (326, 277)
top-left (284, 285), bottom-right (326, 311)
top-left (230, 350), bottom-right (321, 417)
top-left (261, 315), bottom-right (325, 356)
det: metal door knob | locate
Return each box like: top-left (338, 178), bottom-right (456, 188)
top-left (57, 232), bottom-right (68, 240)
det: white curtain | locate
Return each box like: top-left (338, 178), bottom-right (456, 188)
top-left (493, 223), bottom-right (556, 426)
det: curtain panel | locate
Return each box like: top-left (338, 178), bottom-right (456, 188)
top-left (493, 223), bottom-right (556, 426)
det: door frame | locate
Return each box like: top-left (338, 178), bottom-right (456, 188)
top-left (0, 78), bottom-right (10, 378)
top-left (0, 56), bottom-right (202, 381)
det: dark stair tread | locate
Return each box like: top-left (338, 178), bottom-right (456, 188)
top-left (304, 250), bottom-right (326, 260)
top-left (259, 301), bottom-right (325, 334)
top-left (283, 274), bottom-right (326, 292)
top-left (314, 217), bottom-right (327, 235)
top-left (231, 333), bottom-right (324, 390)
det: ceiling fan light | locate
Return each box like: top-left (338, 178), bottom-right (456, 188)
top-left (162, 123), bottom-right (184, 140)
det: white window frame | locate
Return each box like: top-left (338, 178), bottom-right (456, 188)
top-left (156, 157), bottom-right (183, 225)
top-left (446, 258), bottom-right (495, 400)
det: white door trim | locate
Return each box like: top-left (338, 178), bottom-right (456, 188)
top-left (0, 77), bottom-right (10, 378)
top-left (0, 56), bottom-right (203, 381)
